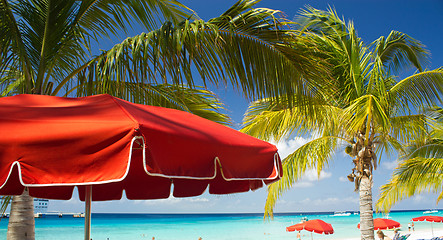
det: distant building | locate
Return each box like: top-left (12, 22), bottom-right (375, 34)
top-left (34, 198), bottom-right (49, 213)
top-left (1, 197), bottom-right (49, 214)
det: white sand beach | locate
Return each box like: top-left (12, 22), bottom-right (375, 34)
top-left (340, 227), bottom-right (443, 240)
top-left (397, 228), bottom-right (443, 240)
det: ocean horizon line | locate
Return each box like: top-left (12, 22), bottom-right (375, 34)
top-left (66, 208), bottom-right (441, 216)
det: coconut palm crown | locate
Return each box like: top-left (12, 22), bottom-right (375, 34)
top-left (241, 7), bottom-right (443, 240)
top-left (1, 0), bottom-right (330, 239)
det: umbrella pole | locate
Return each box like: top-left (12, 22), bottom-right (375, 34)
top-left (311, 231), bottom-right (313, 240)
top-left (84, 185), bottom-right (92, 240)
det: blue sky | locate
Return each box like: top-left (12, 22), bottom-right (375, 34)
top-left (50, 0), bottom-right (443, 214)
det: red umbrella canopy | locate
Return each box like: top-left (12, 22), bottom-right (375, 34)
top-left (357, 218), bottom-right (401, 230)
top-left (286, 219), bottom-right (334, 235)
top-left (0, 94), bottom-right (282, 200)
top-left (412, 216), bottom-right (443, 222)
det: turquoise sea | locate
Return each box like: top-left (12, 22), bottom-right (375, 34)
top-left (0, 211), bottom-right (441, 240)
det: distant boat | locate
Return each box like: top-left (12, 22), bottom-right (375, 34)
top-left (73, 213), bottom-right (85, 218)
top-left (354, 212), bottom-right (359, 215)
top-left (423, 209), bottom-right (438, 214)
top-left (332, 211), bottom-right (351, 216)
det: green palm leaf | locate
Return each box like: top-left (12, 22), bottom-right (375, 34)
top-left (1, 0), bottom-right (193, 95)
top-left (264, 136), bottom-right (344, 219)
top-left (377, 156), bottom-right (443, 212)
top-left (52, 1), bottom-right (329, 107)
top-left (388, 68), bottom-right (443, 111)
top-left (377, 107), bottom-right (443, 211)
top-left (372, 30), bottom-right (429, 73)
top-left (241, 97), bottom-right (343, 141)
top-left (343, 95), bottom-right (390, 137)
top-left (239, 6), bottom-right (442, 239)
top-left (388, 114), bottom-right (428, 143)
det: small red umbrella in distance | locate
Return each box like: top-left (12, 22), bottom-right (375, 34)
top-left (412, 216), bottom-right (443, 222)
top-left (412, 216), bottom-right (443, 236)
top-left (0, 94), bottom-right (282, 240)
top-left (287, 219), bottom-right (334, 240)
top-left (357, 218), bottom-right (401, 230)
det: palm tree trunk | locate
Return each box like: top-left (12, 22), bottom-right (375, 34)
top-left (7, 188), bottom-right (35, 240)
top-left (359, 175), bottom-right (374, 240)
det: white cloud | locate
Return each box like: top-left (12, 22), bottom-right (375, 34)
top-left (270, 135), bottom-right (332, 187)
top-left (303, 169), bottom-right (332, 181)
top-left (339, 176), bottom-right (348, 182)
top-left (189, 198), bottom-right (209, 203)
top-left (135, 196), bottom-right (210, 206)
top-left (382, 160), bottom-right (399, 170)
top-left (293, 181), bottom-right (314, 188)
top-left (299, 196), bottom-right (358, 206)
top-left (285, 169), bottom-right (332, 189)
top-left (412, 195), bottom-right (425, 203)
top-left (271, 136), bottom-right (311, 159)
top-left (270, 131), bottom-right (326, 159)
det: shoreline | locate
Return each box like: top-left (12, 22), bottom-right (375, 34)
top-left (347, 228), bottom-right (443, 240)
top-left (43, 209), bottom-right (442, 215)
top-left (2, 211), bottom-right (443, 240)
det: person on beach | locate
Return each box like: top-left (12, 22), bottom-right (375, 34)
top-left (377, 230), bottom-right (392, 240)
top-left (411, 222), bottom-right (415, 231)
top-left (392, 229), bottom-right (400, 240)
top-left (296, 231), bottom-right (301, 240)
top-left (408, 222), bottom-right (411, 231)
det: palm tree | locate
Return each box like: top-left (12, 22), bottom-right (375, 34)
top-left (241, 7), bottom-right (443, 240)
top-left (0, 1), bottom-right (208, 239)
top-left (376, 107), bottom-right (443, 211)
top-left (0, 0), bottom-right (327, 239)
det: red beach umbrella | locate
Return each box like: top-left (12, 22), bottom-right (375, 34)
top-left (412, 216), bottom-right (443, 222)
top-left (0, 94), bottom-right (282, 240)
top-left (412, 216), bottom-right (443, 236)
top-left (287, 219), bottom-right (334, 240)
top-left (357, 218), bottom-right (401, 230)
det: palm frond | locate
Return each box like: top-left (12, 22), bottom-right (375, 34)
top-left (1, 0), bottom-right (194, 94)
top-left (296, 7), bottom-right (372, 103)
top-left (55, 1), bottom-right (330, 107)
top-left (264, 136), bottom-right (343, 219)
top-left (389, 114), bottom-right (428, 144)
top-left (0, 0), bottom-right (33, 92)
top-left (241, 97), bottom-right (343, 141)
top-left (376, 156), bottom-right (443, 212)
top-left (296, 6), bottom-right (347, 38)
top-left (0, 196), bottom-right (10, 218)
top-left (388, 68), bottom-right (443, 111)
top-left (76, 0), bottom-right (193, 39)
top-left (377, 111), bottom-right (443, 211)
top-left (427, 106), bottom-right (443, 122)
top-left (374, 133), bottom-right (404, 160)
top-left (404, 142), bottom-right (443, 160)
top-left (372, 30), bottom-right (429, 73)
top-left (343, 95), bottom-right (390, 137)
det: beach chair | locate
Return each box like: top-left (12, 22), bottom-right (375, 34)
top-left (416, 238), bottom-right (441, 240)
